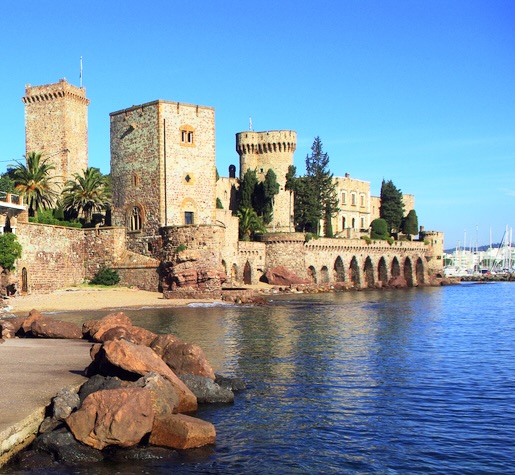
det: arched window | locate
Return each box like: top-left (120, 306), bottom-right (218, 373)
top-left (129, 206), bottom-right (143, 231)
top-left (180, 124), bottom-right (194, 145)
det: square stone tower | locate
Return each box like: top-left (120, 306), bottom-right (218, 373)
top-left (110, 100), bottom-right (217, 254)
top-left (22, 79), bottom-right (89, 186)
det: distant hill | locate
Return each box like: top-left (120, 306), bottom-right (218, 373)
top-left (444, 243), bottom-right (503, 253)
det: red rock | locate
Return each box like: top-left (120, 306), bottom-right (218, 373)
top-left (263, 266), bottom-right (310, 286)
top-left (94, 339), bottom-right (197, 413)
top-left (140, 372), bottom-right (181, 416)
top-left (30, 316), bottom-right (83, 339)
top-left (150, 334), bottom-right (181, 357)
top-left (66, 388), bottom-right (154, 450)
top-left (22, 309), bottom-right (43, 333)
top-left (100, 325), bottom-right (157, 346)
top-left (0, 316), bottom-right (25, 337)
top-left (160, 340), bottom-right (215, 380)
top-left (82, 311), bottom-right (133, 341)
top-left (149, 414), bottom-right (216, 449)
top-left (387, 276), bottom-right (408, 288)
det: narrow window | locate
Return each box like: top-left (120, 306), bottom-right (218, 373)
top-left (351, 193), bottom-right (356, 206)
top-left (360, 195), bottom-right (365, 207)
top-left (342, 192), bottom-right (347, 205)
top-left (361, 217), bottom-right (365, 228)
top-left (184, 211), bottom-right (194, 225)
top-left (188, 131), bottom-right (193, 143)
top-left (130, 206), bottom-right (142, 231)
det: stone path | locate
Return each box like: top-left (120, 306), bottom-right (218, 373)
top-left (0, 338), bottom-right (91, 466)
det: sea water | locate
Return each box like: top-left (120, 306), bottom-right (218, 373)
top-left (7, 282), bottom-right (515, 474)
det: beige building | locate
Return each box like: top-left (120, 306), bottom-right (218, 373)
top-left (110, 100), bottom-right (217, 254)
top-left (22, 79), bottom-right (89, 187)
top-left (331, 173), bottom-right (372, 238)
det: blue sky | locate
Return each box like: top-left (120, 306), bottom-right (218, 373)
top-left (1, 1), bottom-right (513, 248)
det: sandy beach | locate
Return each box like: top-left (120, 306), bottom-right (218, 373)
top-left (5, 287), bottom-right (211, 315)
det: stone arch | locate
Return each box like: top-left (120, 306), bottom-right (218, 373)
top-left (416, 257), bottom-right (425, 285)
top-left (378, 256), bottom-right (388, 283)
top-left (127, 205), bottom-right (144, 231)
top-left (349, 256), bottom-right (361, 288)
top-left (231, 264), bottom-right (238, 283)
top-left (320, 266), bottom-right (330, 284)
top-left (404, 257), bottom-right (414, 287)
top-left (391, 257), bottom-right (401, 277)
top-left (308, 265), bottom-right (317, 283)
top-left (243, 261), bottom-right (252, 285)
top-left (363, 256), bottom-right (375, 288)
top-left (334, 256), bottom-right (345, 282)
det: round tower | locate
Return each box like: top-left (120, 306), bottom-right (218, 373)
top-left (236, 130), bottom-right (296, 232)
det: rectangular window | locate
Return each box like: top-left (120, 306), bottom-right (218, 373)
top-left (181, 130), bottom-right (187, 142)
top-left (360, 195), bottom-right (365, 207)
top-left (188, 131), bottom-right (193, 143)
top-left (184, 212), bottom-right (194, 225)
top-left (361, 217), bottom-right (365, 228)
top-left (342, 192), bottom-right (347, 205)
top-left (351, 193), bottom-right (356, 206)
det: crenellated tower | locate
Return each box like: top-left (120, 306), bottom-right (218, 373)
top-left (22, 79), bottom-right (89, 187)
top-left (236, 130), bottom-right (296, 232)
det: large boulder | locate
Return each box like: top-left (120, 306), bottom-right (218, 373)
top-left (263, 266), bottom-right (310, 286)
top-left (30, 316), bottom-right (82, 339)
top-left (136, 372), bottom-right (181, 416)
top-left (180, 374), bottom-right (234, 404)
top-left (22, 309), bottom-right (44, 334)
top-left (86, 339), bottom-right (197, 413)
top-left (31, 428), bottom-right (104, 464)
top-left (66, 387), bottom-right (154, 450)
top-left (149, 414), bottom-right (216, 450)
top-left (100, 325), bottom-right (157, 346)
top-left (387, 276), bottom-right (408, 289)
top-left (78, 374), bottom-right (125, 404)
top-left (82, 311), bottom-right (133, 341)
top-left (0, 317), bottom-right (25, 338)
top-left (151, 334), bottom-right (215, 380)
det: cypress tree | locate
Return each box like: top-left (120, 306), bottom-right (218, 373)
top-left (379, 179), bottom-right (405, 235)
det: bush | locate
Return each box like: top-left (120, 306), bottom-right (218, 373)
top-left (216, 197), bottom-right (223, 209)
top-left (30, 209), bottom-right (82, 228)
top-left (89, 267), bottom-right (120, 286)
top-left (370, 218), bottom-right (389, 240)
top-left (0, 233), bottom-right (22, 271)
top-left (360, 235), bottom-right (372, 244)
top-left (175, 243), bottom-right (187, 253)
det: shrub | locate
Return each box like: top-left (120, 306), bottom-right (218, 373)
top-left (175, 243), bottom-right (187, 253)
top-left (0, 233), bottom-right (22, 271)
top-left (89, 267), bottom-right (120, 286)
top-left (386, 237), bottom-right (394, 245)
top-left (361, 235), bottom-right (372, 244)
top-left (370, 218), bottom-right (389, 240)
top-left (216, 197), bottom-right (223, 209)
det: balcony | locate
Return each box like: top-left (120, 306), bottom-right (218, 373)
top-left (0, 192), bottom-right (25, 210)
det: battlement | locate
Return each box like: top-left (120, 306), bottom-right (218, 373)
top-left (236, 130), bottom-right (296, 155)
top-left (110, 100), bottom-right (214, 118)
top-left (22, 79), bottom-right (89, 106)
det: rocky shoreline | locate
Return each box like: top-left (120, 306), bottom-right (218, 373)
top-left (0, 310), bottom-right (245, 471)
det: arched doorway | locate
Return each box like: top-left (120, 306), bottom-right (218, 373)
top-left (404, 257), bottom-right (414, 287)
top-left (243, 261), bottom-right (252, 285)
top-left (334, 256), bottom-right (345, 282)
top-left (308, 266), bottom-right (317, 283)
top-left (363, 256), bottom-right (375, 288)
top-left (349, 256), bottom-right (360, 288)
top-left (391, 257), bottom-right (401, 277)
top-left (320, 266), bottom-right (330, 283)
top-left (378, 256), bottom-right (388, 283)
top-left (21, 267), bottom-right (28, 294)
top-left (416, 257), bottom-right (425, 285)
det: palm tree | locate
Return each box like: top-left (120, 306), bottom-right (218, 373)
top-left (11, 151), bottom-right (59, 217)
top-left (237, 207), bottom-right (265, 241)
top-left (61, 167), bottom-right (111, 224)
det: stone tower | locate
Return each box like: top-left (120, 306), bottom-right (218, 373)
top-left (110, 100), bottom-right (217, 255)
top-left (236, 130), bottom-right (296, 232)
top-left (22, 79), bottom-right (89, 187)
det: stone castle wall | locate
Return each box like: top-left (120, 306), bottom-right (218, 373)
top-left (22, 79), bottom-right (89, 187)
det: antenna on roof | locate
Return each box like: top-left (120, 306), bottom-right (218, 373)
top-left (249, 117), bottom-right (253, 131)
top-left (80, 56), bottom-right (83, 88)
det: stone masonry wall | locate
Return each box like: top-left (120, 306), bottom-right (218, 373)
top-left (22, 79), bottom-right (89, 187)
top-left (16, 222), bottom-right (86, 294)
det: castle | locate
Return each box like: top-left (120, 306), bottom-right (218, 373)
top-left (0, 79), bottom-right (444, 296)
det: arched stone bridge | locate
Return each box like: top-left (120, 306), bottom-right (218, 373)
top-left (255, 234), bottom-right (440, 289)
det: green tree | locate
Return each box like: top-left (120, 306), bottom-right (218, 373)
top-left (61, 167), bottom-right (111, 224)
top-left (261, 168), bottom-right (280, 225)
top-left (379, 179), bottom-right (405, 235)
top-left (370, 218), bottom-right (389, 239)
top-left (11, 151), bottom-right (59, 217)
top-left (0, 233), bottom-right (22, 271)
top-left (238, 168), bottom-right (258, 211)
top-left (285, 165), bottom-right (297, 232)
top-left (237, 207), bottom-right (265, 241)
top-left (0, 169), bottom-right (16, 193)
top-left (294, 137), bottom-right (339, 234)
top-left (401, 209), bottom-right (419, 239)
